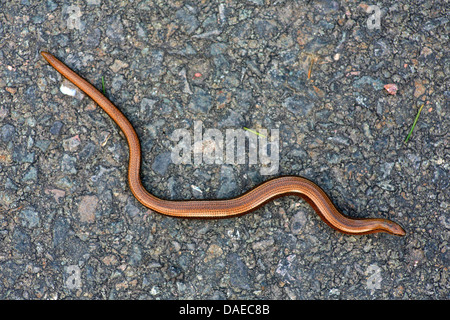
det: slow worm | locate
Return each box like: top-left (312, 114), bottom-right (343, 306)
top-left (41, 52), bottom-right (406, 236)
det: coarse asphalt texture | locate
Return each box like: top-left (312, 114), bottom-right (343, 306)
top-left (0, 0), bottom-right (448, 299)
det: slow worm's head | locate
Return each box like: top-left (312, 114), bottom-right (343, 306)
top-left (383, 221), bottom-right (406, 236)
top-left (362, 218), bottom-right (406, 236)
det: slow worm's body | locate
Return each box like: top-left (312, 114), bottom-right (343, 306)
top-left (41, 52), bottom-right (405, 236)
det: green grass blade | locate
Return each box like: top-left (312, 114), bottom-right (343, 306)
top-left (243, 127), bottom-right (266, 138)
top-left (101, 76), bottom-right (106, 95)
top-left (404, 104), bottom-right (424, 144)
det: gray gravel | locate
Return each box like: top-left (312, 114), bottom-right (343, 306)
top-left (0, 0), bottom-right (448, 299)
